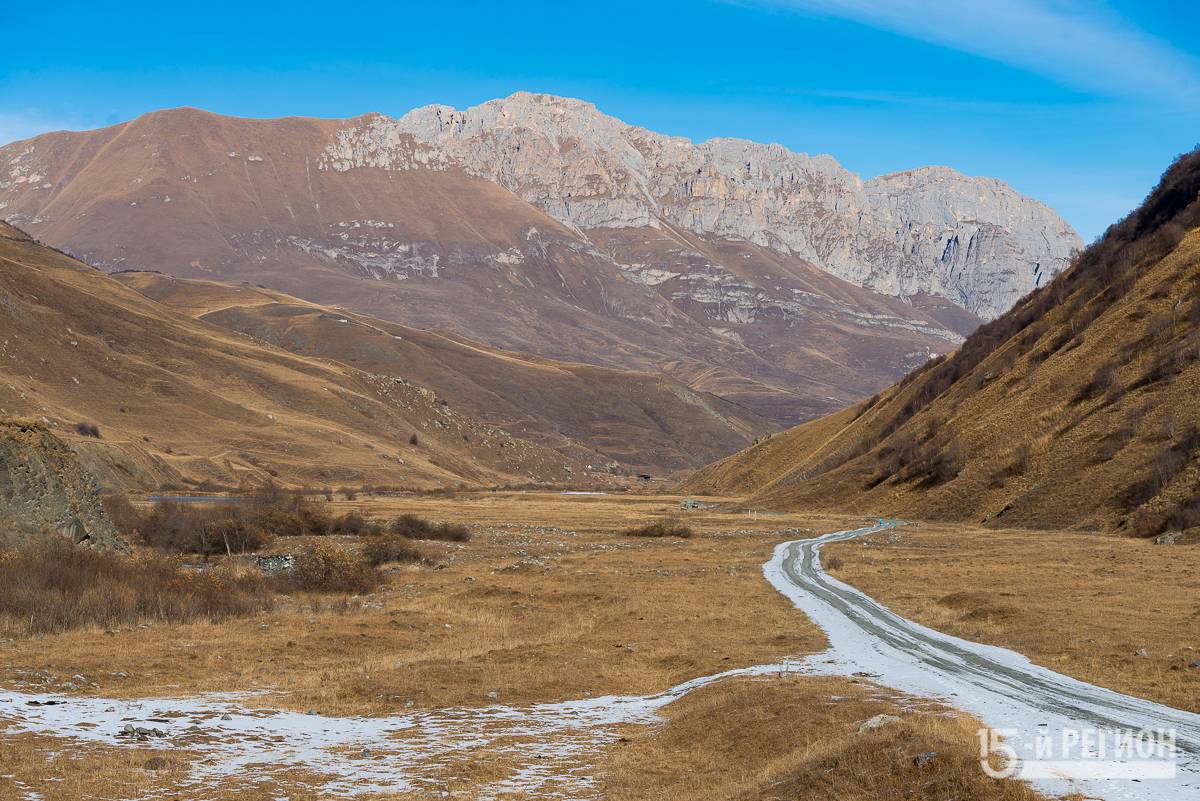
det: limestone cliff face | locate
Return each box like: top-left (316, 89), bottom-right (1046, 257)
top-left (320, 93), bottom-right (1081, 319)
top-left (0, 420), bottom-right (126, 550)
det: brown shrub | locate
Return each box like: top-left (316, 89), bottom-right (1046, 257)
top-left (388, 514), bottom-right (471, 542)
top-left (135, 502), bottom-right (275, 556)
top-left (124, 483), bottom-right (359, 555)
top-left (988, 444), bottom-right (1032, 489)
top-left (74, 421), bottom-right (101, 438)
top-left (102, 494), bottom-right (143, 534)
top-left (0, 538), bottom-right (273, 636)
top-left (1133, 336), bottom-right (1199, 388)
top-left (286, 542), bottom-right (383, 594)
top-left (623, 520), bottom-right (694, 538)
top-left (897, 439), bottom-right (964, 488)
top-left (362, 535), bottom-right (429, 567)
top-left (1072, 360), bottom-right (1119, 404)
top-left (1119, 431), bottom-right (1197, 511)
top-left (1093, 424), bottom-right (1136, 463)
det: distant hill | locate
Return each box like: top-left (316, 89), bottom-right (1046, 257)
top-left (687, 150), bottom-right (1200, 539)
top-left (0, 221), bottom-right (594, 490)
top-left (0, 94), bottom-right (1080, 425)
top-left (114, 271), bottom-right (770, 476)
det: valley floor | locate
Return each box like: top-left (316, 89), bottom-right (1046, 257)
top-left (2, 492), bottom-right (1193, 800)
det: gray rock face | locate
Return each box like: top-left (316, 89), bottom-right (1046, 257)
top-left (319, 93), bottom-right (1082, 319)
top-left (0, 419), bottom-right (126, 551)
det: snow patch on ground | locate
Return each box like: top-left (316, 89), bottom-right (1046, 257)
top-left (2, 662), bottom-right (803, 800)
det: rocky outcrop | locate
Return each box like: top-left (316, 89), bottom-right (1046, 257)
top-left (0, 420), bottom-right (126, 550)
top-left (320, 92), bottom-right (1082, 319)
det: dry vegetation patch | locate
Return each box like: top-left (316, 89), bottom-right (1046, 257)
top-left (0, 731), bottom-right (341, 801)
top-left (600, 675), bottom-right (1048, 801)
top-left (1, 496), bottom-right (839, 715)
top-left (622, 520), bottom-right (694, 538)
top-left (0, 538), bottom-right (273, 636)
top-left (388, 513), bottom-right (471, 542)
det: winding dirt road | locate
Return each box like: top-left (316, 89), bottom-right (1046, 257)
top-left (767, 522), bottom-right (1200, 801)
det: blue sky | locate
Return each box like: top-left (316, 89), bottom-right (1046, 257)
top-left (3, 0), bottom-right (1198, 241)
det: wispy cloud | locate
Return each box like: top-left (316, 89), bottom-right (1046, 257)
top-left (749, 0), bottom-right (1200, 104)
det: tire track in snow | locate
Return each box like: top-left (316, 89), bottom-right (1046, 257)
top-left (766, 521), bottom-right (1200, 801)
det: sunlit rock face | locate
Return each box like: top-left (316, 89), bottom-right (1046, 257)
top-left (321, 92), bottom-right (1081, 319)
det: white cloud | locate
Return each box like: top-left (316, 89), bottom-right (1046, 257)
top-left (751, 0), bottom-right (1200, 103)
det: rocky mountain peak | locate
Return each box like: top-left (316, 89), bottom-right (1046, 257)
top-left (322, 94), bottom-right (1081, 318)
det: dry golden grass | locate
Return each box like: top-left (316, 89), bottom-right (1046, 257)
top-left (0, 497), bottom-right (1067, 800)
top-left (824, 523), bottom-right (1200, 712)
top-left (319, 490), bottom-right (825, 535)
top-left (1, 495), bottom-right (845, 716)
top-left (600, 674), bottom-right (1051, 801)
top-left (0, 731), bottom-right (347, 801)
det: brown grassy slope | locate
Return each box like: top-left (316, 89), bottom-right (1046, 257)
top-left (686, 150), bottom-right (1200, 536)
top-left (0, 222), bottom-right (588, 490)
top-left (115, 271), bottom-right (771, 474)
top-left (683, 402), bottom-right (864, 497)
top-left (0, 108), bottom-right (969, 426)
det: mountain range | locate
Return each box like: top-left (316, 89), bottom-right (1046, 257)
top-left (688, 150), bottom-right (1200, 539)
top-left (0, 93), bottom-right (1081, 426)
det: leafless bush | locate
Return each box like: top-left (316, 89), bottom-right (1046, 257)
top-left (331, 512), bottom-right (382, 536)
top-left (132, 502), bottom-right (275, 555)
top-left (1119, 430), bottom-right (1197, 510)
top-left (1093, 424), bottom-right (1136, 463)
top-left (118, 482), bottom-right (356, 555)
top-left (0, 539), bottom-right (273, 635)
top-left (622, 520), bottom-right (693, 538)
top-left (896, 439), bottom-right (964, 488)
top-left (285, 542), bottom-right (382, 594)
top-left (362, 535), bottom-right (429, 567)
top-left (388, 514), bottom-right (470, 542)
top-left (989, 443), bottom-right (1032, 488)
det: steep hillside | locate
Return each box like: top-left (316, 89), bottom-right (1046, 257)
top-left (688, 150), bottom-right (1200, 539)
top-left (0, 220), bottom-right (600, 490)
top-left (0, 419), bottom-right (125, 550)
top-left (0, 96), bottom-right (1081, 424)
top-left (115, 271), bottom-right (769, 474)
